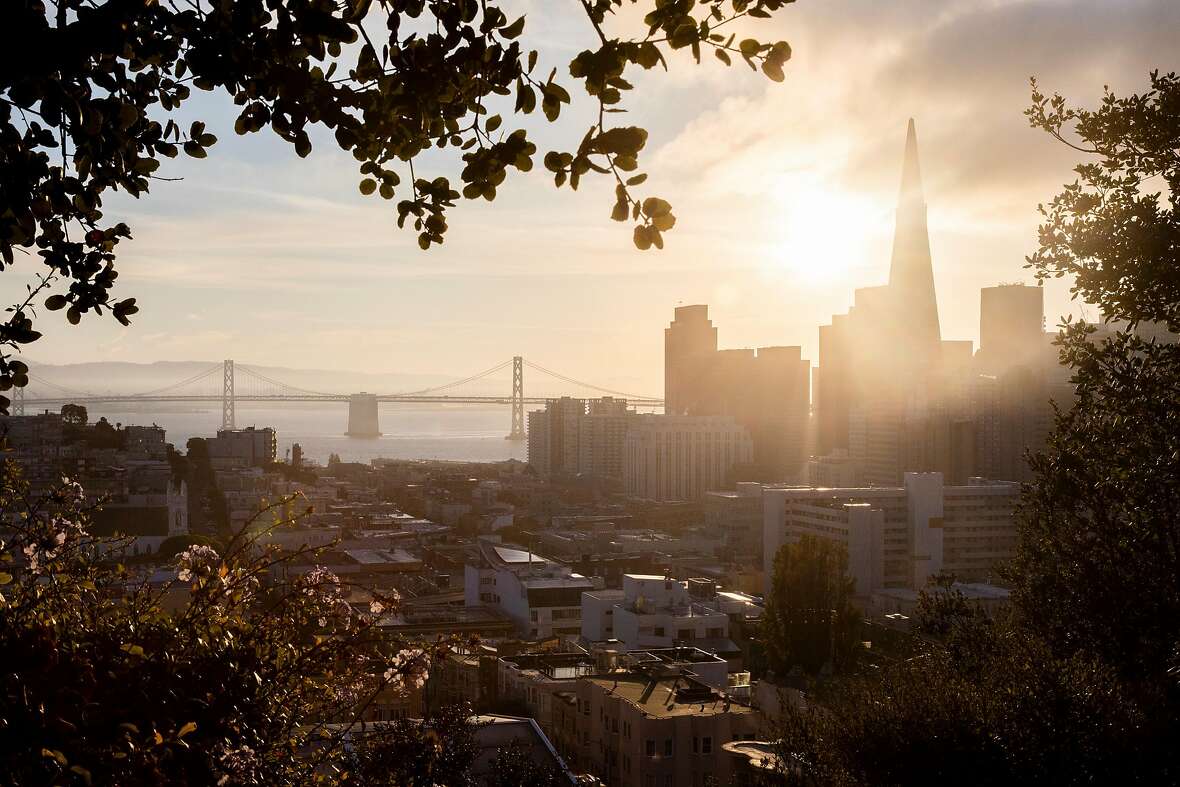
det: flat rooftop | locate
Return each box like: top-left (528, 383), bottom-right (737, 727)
top-left (586, 674), bottom-right (752, 718)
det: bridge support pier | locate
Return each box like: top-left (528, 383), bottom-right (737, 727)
top-left (506, 355), bottom-right (524, 440)
top-left (347, 392), bottom-right (380, 437)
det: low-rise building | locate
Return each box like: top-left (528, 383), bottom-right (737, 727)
top-left (464, 542), bottom-right (595, 640)
top-left (574, 666), bottom-right (761, 787)
top-left (582, 575), bottom-right (763, 658)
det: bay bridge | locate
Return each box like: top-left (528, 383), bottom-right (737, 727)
top-left (12, 357), bottom-right (664, 439)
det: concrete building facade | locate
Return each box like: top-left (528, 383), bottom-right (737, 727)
top-left (762, 472), bottom-right (1019, 596)
top-left (623, 415), bottom-right (752, 502)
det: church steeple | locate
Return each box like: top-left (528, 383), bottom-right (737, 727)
top-left (888, 118), bottom-right (941, 352)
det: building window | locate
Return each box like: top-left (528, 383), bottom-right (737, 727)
top-left (677, 629), bottom-right (692, 640)
top-left (701, 736), bottom-right (712, 754)
top-left (664, 739), bottom-right (673, 756)
top-left (645, 740), bottom-right (656, 757)
top-left (692, 736), bottom-right (698, 753)
top-left (654, 626), bottom-right (665, 637)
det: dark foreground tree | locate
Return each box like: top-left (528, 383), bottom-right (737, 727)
top-left (774, 72), bottom-right (1180, 785)
top-left (1016, 70), bottom-right (1180, 688)
top-left (0, 0), bottom-right (795, 406)
top-left (0, 460), bottom-right (433, 785)
top-left (762, 535), bottom-right (859, 677)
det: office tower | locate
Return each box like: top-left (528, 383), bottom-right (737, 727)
top-left (664, 304), bottom-right (718, 416)
top-left (978, 283), bottom-right (1045, 373)
top-left (623, 415), bottom-right (753, 501)
top-left (749, 345), bottom-right (811, 480)
top-left (817, 120), bottom-right (947, 485)
top-left (971, 285), bottom-right (1061, 482)
top-left (888, 118), bottom-right (942, 365)
top-left (663, 305), bottom-right (811, 481)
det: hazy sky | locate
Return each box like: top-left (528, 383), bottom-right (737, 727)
top-left (19, 0), bottom-right (1180, 396)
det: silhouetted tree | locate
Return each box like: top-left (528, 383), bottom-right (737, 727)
top-left (0, 0), bottom-right (795, 410)
top-left (1015, 70), bottom-right (1180, 689)
top-left (484, 740), bottom-right (567, 787)
top-left (762, 535), bottom-right (860, 677)
top-left (340, 703), bottom-right (480, 787)
top-left (59, 403), bottom-right (87, 426)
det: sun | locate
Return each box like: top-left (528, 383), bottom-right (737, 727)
top-left (767, 182), bottom-right (878, 286)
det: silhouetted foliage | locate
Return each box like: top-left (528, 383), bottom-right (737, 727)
top-left (155, 532), bottom-right (223, 561)
top-left (59, 402), bottom-right (86, 426)
top-left (339, 703), bottom-right (480, 787)
top-left (484, 740), bottom-right (567, 787)
top-left (0, 460), bottom-right (433, 785)
top-left (762, 535), bottom-right (860, 677)
top-left (0, 0), bottom-right (796, 410)
top-left (775, 597), bottom-right (1148, 787)
top-left (772, 72), bottom-right (1180, 786)
top-left (1016, 70), bottom-right (1180, 689)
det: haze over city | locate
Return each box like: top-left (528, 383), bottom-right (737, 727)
top-left (19, 0), bottom-right (1179, 393)
top-left (2, 1), bottom-right (1178, 784)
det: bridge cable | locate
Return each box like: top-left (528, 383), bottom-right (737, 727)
top-left (235, 365), bottom-right (338, 398)
top-left (389, 359), bottom-right (513, 396)
top-left (523, 360), bottom-right (659, 401)
top-left (129, 364), bottom-right (223, 397)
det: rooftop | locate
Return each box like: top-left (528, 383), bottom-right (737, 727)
top-left (586, 673), bottom-right (752, 718)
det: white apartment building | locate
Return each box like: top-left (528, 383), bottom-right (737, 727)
top-left (762, 472), bottom-right (1019, 596)
top-left (623, 416), bottom-right (753, 502)
top-left (464, 541), bottom-right (594, 640)
top-left (582, 574), bottom-right (763, 653)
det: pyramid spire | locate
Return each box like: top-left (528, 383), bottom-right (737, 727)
top-left (898, 117), bottom-right (923, 202)
top-left (887, 118), bottom-right (941, 352)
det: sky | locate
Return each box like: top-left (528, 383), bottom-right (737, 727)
top-left (17, 0), bottom-right (1180, 396)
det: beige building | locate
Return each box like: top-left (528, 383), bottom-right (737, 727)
top-left (623, 416), bottom-right (752, 502)
top-left (574, 667), bottom-right (761, 787)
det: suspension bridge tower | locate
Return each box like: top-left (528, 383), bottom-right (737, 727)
top-left (221, 359), bottom-right (235, 431)
top-left (506, 355), bottom-right (525, 441)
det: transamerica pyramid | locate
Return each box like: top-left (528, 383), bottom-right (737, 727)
top-left (888, 119), bottom-right (942, 360)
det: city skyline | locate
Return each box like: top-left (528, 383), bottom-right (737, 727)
top-left (12, 0), bottom-right (1178, 395)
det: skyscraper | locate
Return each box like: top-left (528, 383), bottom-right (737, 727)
top-left (887, 118), bottom-right (942, 364)
top-left (978, 283), bottom-right (1045, 373)
top-left (817, 120), bottom-right (950, 485)
top-left (664, 304), bottom-right (718, 416)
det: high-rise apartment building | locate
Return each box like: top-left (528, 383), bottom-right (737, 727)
top-left (528, 397), bottom-right (634, 480)
top-left (664, 304), bottom-right (718, 416)
top-left (623, 415), bottom-right (752, 501)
